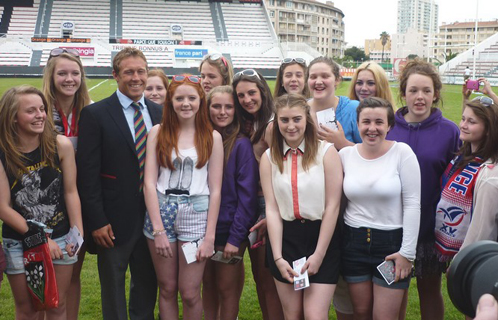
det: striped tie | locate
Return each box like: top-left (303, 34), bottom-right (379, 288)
top-left (131, 102), bottom-right (147, 191)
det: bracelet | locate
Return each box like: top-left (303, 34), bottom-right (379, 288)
top-left (152, 229), bottom-right (166, 236)
top-left (274, 257), bottom-right (283, 263)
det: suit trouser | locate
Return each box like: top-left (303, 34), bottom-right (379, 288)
top-left (97, 220), bottom-right (157, 320)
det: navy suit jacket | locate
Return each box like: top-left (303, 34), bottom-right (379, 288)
top-left (76, 92), bottom-right (163, 246)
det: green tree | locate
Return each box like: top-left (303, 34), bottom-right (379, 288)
top-left (344, 46), bottom-right (368, 63)
top-left (446, 51), bottom-right (458, 62)
top-left (380, 31), bottom-right (390, 63)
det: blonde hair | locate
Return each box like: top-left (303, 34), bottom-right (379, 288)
top-left (42, 54), bottom-right (91, 134)
top-left (0, 85), bottom-right (57, 178)
top-left (348, 61), bottom-right (395, 107)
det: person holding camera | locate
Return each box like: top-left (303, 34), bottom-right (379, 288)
top-left (476, 294), bottom-right (498, 320)
top-left (462, 78), bottom-right (498, 111)
top-left (435, 96), bottom-right (498, 258)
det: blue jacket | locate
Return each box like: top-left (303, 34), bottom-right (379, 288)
top-left (336, 96), bottom-right (362, 143)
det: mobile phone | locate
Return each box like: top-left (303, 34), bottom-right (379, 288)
top-left (377, 260), bottom-right (396, 285)
top-left (466, 79), bottom-right (480, 91)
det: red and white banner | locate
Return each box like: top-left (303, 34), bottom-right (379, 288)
top-left (392, 58), bottom-right (407, 77)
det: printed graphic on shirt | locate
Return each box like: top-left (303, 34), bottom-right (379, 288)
top-left (11, 162), bottom-right (65, 230)
top-left (168, 157), bottom-right (193, 194)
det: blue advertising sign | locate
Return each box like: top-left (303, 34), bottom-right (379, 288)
top-left (175, 49), bottom-right (208, 59)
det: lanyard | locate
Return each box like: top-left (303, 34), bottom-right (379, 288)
top-left (56, 105), bottom-right (78, 137)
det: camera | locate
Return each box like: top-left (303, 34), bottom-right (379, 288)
top-left (466, 79), bottom-right (480, 91)
top-left (447, 240), bottom-right (498, 318)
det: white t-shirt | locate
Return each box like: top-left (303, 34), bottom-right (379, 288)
top-left (339, 142), bottom-right (421, 259)
top-left (157, 146), bottom-right (209, 196)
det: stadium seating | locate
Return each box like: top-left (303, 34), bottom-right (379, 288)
top-left (49, 0), bottom-right (110, 39)
top-left (0, 0), bottom-right (285, 72)
top-left (7, 4), bottom-right (38, 36)
top-left (122, 1), bottom-right (216, 42)
top-left (440, 32), bottom-right (498, 79)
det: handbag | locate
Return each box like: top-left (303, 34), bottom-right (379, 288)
top-left (22, 220), bottom-right (59, 310)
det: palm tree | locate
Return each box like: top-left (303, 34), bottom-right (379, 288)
top-left (380, 31), bottom-right (390, 64)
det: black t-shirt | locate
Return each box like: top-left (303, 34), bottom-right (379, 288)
top-left (0, 148), bottom-right (69, 240)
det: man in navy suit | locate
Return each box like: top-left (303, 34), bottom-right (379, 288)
top-left (77, 47), bottom-right (161, 320)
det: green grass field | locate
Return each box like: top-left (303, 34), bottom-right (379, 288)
top-left (0, 77), bottom-right (496, 319)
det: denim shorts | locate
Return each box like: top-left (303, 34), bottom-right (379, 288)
top-left (341, 225), bottom-right (411, 289)
top-left (3, 235), bottom-right (78, 275)
top-left (144, 191), bottom-right (209, 242)
top-left (257, 196), bottom-right (266, 219)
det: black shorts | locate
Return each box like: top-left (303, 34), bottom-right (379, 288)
top-left (341, 225), bottom-right (411, 289)
top-left (267, 219), bottom-right (340, 284)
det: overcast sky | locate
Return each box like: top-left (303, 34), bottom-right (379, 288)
top-left (329, 0), bottom-right (498, 47)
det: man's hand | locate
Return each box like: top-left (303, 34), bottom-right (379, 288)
top-left (92, 224), bottom-right (115, 248)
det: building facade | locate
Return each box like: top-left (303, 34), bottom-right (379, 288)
top-left (397, 0), bottom-right (438, 34)
top-left (391, 28), bottom-right (428, 61)
top-left (264, 0), bottom-right (345, 57)
top-left (433, 20), bottom-right (498, 62)
top-left (365, 38), bottom-right (392, 63)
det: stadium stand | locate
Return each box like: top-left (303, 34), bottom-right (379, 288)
top-left (7, 3), bottom-right (38, 36)
top-left (122, 1), bottom-right (216, 42)
top-left (49, 0), bottom-right (110, 39)
top-left (440, 31), bottom-right (498, 81)
top-left (0, 0), bottom-right (296, 75)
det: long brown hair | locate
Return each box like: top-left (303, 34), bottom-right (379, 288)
top-left (270, 94), bottom-right (318, 173)
top-left (157, 75), bottom-right (213, 170)
top-left (274, 61), bottom-right (310, 98)
top-left (42, 54), bottom-right (91, 134)
top-left (457, 99), bottom-right (498, 168)
top-left (232, 70), bottom-right (274, 145)
top-left (199, 55), bottom-right (234, 86)
top-left (207, 86), bottom-right (239, 166)
top-left (0, 85), bottom-right (57, 178)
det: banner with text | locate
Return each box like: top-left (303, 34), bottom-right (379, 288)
top-left (174, 49), bottom-right (208, 59)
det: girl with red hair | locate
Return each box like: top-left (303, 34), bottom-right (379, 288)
top-left (143, 75), bottom-right (224, 320)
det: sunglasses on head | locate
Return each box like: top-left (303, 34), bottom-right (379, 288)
top-left (234, 69), bottom-right (261, 81)
top-left (282, 57), bottom-right (306, 65)
top-left (172, 74), bottom-right (201, 84)
top-left (49, 48), bottom-right (80, 59)
top-left (472, 96), bottom-right (494, 107)
top-left (203, 53), bottom-right (228, 67)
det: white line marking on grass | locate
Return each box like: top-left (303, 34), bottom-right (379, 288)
top-left (89, 79), bottom-right (109, 92)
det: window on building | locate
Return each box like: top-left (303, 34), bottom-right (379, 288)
top-left (286, 1), bottom-right (292, 8)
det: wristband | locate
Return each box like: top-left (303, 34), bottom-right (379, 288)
top-left (274, 257), bottom-right (283, 263)
top-left (152, 229), bottom-right (166, 236)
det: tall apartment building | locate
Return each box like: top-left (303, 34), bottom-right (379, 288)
top-left (433, 20), bottom-right (498, 61)
top-left (397, 0), bottom-right (438, 34)
top-left (264, 0), bottom-right (345, 57)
